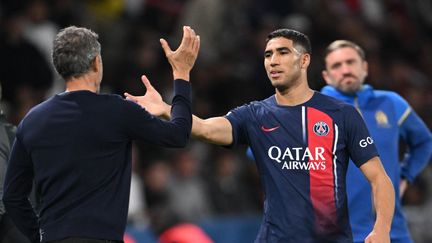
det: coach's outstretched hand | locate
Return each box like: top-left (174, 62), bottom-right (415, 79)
top-left (161, 26), bottom-right (200, 81)
top-left (124, 26), bottom-right (199, 118)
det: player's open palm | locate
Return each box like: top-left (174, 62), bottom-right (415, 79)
top-left (124, 75), bottom-right (169, 117)
top-left (364, 230), bottom-right (390, 243)
top-left (160, 26), bottom-right (200, 80)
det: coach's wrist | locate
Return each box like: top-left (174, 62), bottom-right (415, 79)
top-left (173, 71), bottom-right (190, 81)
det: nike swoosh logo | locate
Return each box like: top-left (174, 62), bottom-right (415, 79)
top-left (261, 126), bottom-right (280, 132)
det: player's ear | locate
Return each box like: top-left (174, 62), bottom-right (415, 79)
top-left (301, 53), bottom-right (310, 69)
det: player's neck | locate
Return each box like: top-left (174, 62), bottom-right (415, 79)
top-left (275, 82), bottom-right (314, 106)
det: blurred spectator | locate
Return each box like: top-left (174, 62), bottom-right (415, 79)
top-left (166, 149), bottom-right (211, 222)
top-left (207, 150), bottom-right (254, 215)
top-left (21, 0), bottom-right (61, 95)
top-left (48, 0), bottom-right (84, 28)
top-left (0, 10), bottom-right (53, 123)
top-left (22, 0), bottom-right (58, 63)
top-left (138, 0), bottom-right (187, 34)
top-left (143, 159), bottom-right (177, 235)
top-left (128, 144), bottom-right (148, 226)
top-left (0, 83), bottom-right (30, 243)
top-left (178, 0), bottom-right (226, 63)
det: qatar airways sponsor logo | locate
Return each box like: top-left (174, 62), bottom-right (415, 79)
top-left (359, 136), bottom-right (374, 148)
top-left (267, 146), bottom-right (327, 170)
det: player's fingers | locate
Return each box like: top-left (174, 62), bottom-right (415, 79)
top-left (160, 38), bottom-right (172, 56)
top-left (124, 93), bottom-right (137, 102)
top-left (141, 75), bottom-right (154, 90)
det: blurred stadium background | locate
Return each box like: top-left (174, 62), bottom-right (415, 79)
top-left (1, 0), bottom-right (431, 242)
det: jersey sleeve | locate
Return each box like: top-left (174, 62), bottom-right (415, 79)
top-left (224, 104), bottom-right (251, 147)
top-left (344, 105), bottom-right (379, 168)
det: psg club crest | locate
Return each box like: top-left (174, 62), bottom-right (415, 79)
top-left (313, 121), bottom-right (330, 136)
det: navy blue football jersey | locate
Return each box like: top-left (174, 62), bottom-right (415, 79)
top-left (225, 92), bottom-right (379, 243)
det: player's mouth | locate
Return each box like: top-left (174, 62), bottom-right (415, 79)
top-left (270, 71), bottom-right (283, 78)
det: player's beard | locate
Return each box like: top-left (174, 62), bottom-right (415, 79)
top-left (272, 72), bottom-right (302, 94)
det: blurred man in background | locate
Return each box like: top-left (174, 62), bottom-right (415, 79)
top-left (0, 83), bottom-right (31, 243)
top-left (321, 40), bottom-right (432, 243)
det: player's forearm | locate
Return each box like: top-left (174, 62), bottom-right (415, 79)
top-left (371, 173), bottom-right (394, 234)
top-left (162, 105), bottom-right (209, 140)
top-left (190, 116), bottom-right (222, 144)
top-left (163, 105), bottom-right (232, 145)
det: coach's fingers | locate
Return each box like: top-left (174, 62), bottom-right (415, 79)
top-left (179, 26), bottom-right (193, 50)
top-left (189, 26), bottom-right (196, 39)
top-left (192, 35), bottom-right (200, 54)
top-left (160, 38), bottom-right (172, 56)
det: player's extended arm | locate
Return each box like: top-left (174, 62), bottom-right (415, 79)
top-left (125, 82), bottom-right (233, 146)
top-left (360, 156), bottom-right (395, 243)
top-left (190, 116), bottom-right (233, 145)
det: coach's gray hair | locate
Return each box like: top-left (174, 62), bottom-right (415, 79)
top-left (52, 26), bottom-right (101, 80)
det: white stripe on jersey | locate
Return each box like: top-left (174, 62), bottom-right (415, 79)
top-left (302, 106), bottom-right (306, 144)
top-left (333, 124), bottom-right (339, 206)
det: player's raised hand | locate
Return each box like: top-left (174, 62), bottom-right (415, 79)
top-left (160, 26), bottom-right (200, 81)
top-left (124, 75), bottom-right (170, 118)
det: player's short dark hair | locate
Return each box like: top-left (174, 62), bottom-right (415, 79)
top-left (267, 29), bottom-right (312, 55)
top-left (52, 26), bottom-right (101, 80)
top-left (324, 40), bottom-right (366, 60)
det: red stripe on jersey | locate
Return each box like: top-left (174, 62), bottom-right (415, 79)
top-left (307, 107), bottom-right (338, 234)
